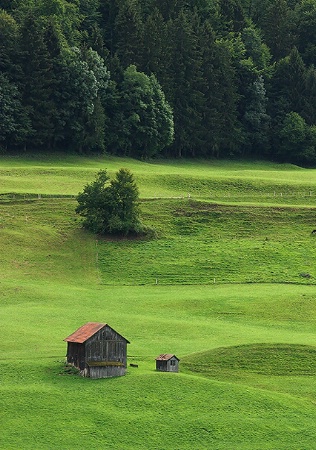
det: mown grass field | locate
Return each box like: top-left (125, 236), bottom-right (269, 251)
top-left (1, 154), bottom-right (316, 449)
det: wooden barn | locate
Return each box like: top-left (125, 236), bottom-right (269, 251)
top-left (155, 354), bottom-right (180, 372)
top-left (64, 322), bottom-right (130, 379)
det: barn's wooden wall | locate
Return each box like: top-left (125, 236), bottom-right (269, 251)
top-left (88, 365), bottom-right (126, 379)
top-left (66, 325), bottom-right (128, 378)
top-left (85, 326), bottom-right (128, 368)
top-left (66, 342), bottom-right (85, 370)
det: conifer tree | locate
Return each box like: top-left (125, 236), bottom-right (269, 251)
top-left (0, 73), bottom-right (31, 149)
top-left (198, 19), bottom-right (241, 157)
top-left (304, 66), bottom-right (316, 125)
top-left (166, 9), bottom-right (205, 157)
top-left (0, 10), bottom-right (19, 78)
top-left (18, 11), bottom-right (55, 148)
top-left (142, 8), bottom-right (168, 79)
top-left (114, 0), bottom-right (144, 69)
top-left (293, 0), bottom-right (316, 65)
top-left (262, 0), bottom-right (293, 60)
top-left (218, 0), bottom-right (246, 33)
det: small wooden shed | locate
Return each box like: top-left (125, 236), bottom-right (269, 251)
top-left (64, 322), bottom-right (130, 378)
top-left (155, 354), bottom-right (180, 372)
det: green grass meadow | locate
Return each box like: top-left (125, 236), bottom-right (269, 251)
top-left (1, 155), bottom-right (316, 449)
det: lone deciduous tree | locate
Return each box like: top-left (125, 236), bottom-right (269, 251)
top-left (76, 168), bottom-right (142, 235)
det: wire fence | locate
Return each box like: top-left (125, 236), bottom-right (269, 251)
top-left (0, 192), bottom-right (76, 202)
top-left (0, 190), bottom-right (315, 204)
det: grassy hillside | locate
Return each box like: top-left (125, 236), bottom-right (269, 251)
top-left (100, 199), bottom-right (316, 285)
top-left (1, 155), bottom-right (316, 449)
top-left (1, 154), bottom-right (316, 204)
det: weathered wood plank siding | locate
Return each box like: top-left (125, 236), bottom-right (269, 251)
top-left (88, 365), bottom-right (126, 379)
top-left (66, 342), bottom-right (85, 370)
top-left (155, 355), bottom-right (179, 372)
top-left (86, 326), bottom-right (128, 367)
top-left (167, 358), bottom-right (179, 372)
top-left (65, 323), bottom-right (129, 378)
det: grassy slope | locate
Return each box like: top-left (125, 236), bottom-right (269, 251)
top-left (1, 154), bottom-right (316, 204)
top-left (100, 200), bottom-right (316, 285)
top-left (1, 155), bottom-right (316, 449)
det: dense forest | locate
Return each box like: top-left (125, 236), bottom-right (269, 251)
top-left (1, 0), bottom-right (316, 164)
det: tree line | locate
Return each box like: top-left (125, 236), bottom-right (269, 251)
top-left (1, 0), bottom-right (316, 164)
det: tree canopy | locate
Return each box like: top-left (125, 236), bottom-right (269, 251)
top-left (1, 0), bottom-right (316, 164)
top-left (76, 168), bottom-right (142, 235)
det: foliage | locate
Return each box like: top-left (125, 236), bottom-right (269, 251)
top-left (59, 46), bottom-right (109, 152)
top-left (0, 73), bottom-right (31, 148)
top-left (1, 0), bottom-right (316, 162)
top-left (76, 168), bottom-right (142, 235)
top-left (104, 65), bottom-right (174, 158)
top-left (278, 112), bottom-right (316, 164)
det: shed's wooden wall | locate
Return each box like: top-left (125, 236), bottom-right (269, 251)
top-left (156, 360), bottom-right (167, 371)
top-left (167, 357), bottom-right (179, 372)
top-left (156, 357), bottom-right (179, 372)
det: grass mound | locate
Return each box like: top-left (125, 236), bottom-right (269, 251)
top-left (182, 343), bottom-right (316, 377)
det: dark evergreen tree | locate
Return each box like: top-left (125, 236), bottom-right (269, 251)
top-left (114, 0), bottom-right (144, 69)
top-left (0, 10), bottom-right (19, 78)
top-left (286, 47), bottom-right (307, 114)
top-left (0, 0), bottom-right (13, 10)
top-left (18, 11), bottom-right (55, 148)
top-left (78, 0), bottom-right (101, 37)
top-left (293, 0), bottom-right (316, 65)
top-left (42, 17), bottom-right (65, 149)
top-left (261, 0), bottom-right (294, 60)
top-left (103, 77), bottom-right (130, 155)
top-left (166, 9), bottom-right (205, 157)
top-left (99, 0), bottom-right (120, 57)
top-left (198, 20), bottom-right (240, 157)
top-left (142, 8), bottom-right (168, 79)
top-left (304, 66), bottom-right (316, 125)
top-left (211, 39), bottom-right (242, 156)
top-left (267, 48), bottom-right (314, 161)
top-left (0, 73), bottom-right (31, 149)
top-left (153, 0), bottom-right (188, 20)
top-left (218, 0), bottom-right (246, 33)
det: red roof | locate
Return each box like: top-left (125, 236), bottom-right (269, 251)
top-left (155, 354), bottom-right (179, 361)
top-left (64, 322), bottom-right (106, 343)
